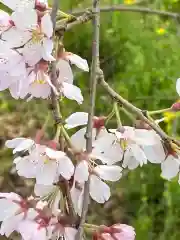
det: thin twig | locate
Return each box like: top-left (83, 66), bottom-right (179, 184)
top-left (99, 70), bottom-right (180, 147)
top-left (56, 10), bottom-right (92, 32)
top-left (76, 1), bottom-right (100, 240)
top-left (72, 5), bottom-right (180, 19)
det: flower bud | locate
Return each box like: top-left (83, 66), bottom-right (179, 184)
top-left (171, 101), bottom-right (180, 112)
top-left (93, 117), bottom-right (106, 129)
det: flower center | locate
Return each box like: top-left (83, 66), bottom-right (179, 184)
top-left (31, 28), bottom-right (44, 44)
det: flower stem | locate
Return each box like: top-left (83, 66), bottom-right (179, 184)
top-left (148, 108), bottom-right (172, 115)
top-left (114, 102), bottom-right (122, 128)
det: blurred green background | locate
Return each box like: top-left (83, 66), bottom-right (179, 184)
top-left (1, 0), bottom-right (180, 239)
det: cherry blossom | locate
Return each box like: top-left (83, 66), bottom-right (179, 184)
top-left (110, 127), bottom-right (163, 169)
top-left (6, 138), bottom-right (74, 185)
top-left (56, 52), bottom-right (89, 104)
top-left (98, 224), bottom-right (136, 240)
top-left (0, 192), bottom-right (37, 238)
top-left (18, 219), bottom-right (77, 240)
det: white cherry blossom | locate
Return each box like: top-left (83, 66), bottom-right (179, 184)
top-left (110, 127), bottom-right (163, 169)
top-left (18, 218), bottom-right (77, 240)
top-left (56, 54), bottom-right (89, 103)
top-left (0, 193), bottom-right (37, 238)
top-left (6, 138), bottom-right (74, 185)
top-left (74, 162), bottom-right (122, 205)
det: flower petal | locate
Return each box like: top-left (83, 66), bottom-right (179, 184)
top-left (65, 112), bottom-right (88, 129)
top-left (94, 165), bottom-right (122, 182)
top-left (74, 160), bottom-right (89, 183)
top-left (62, 82), bottom-right (83, 104)
top-left (57, 59), bottom-right (73, 84)
top-left (58, 156), bottom-right (74, 180)
top-left (11, 8), bottom-right (37, 30)
top-left (161, 155), bottom-right (180, 180)
top-left (66, 54), bottom-right (89, 72)
top-left (90, 175), bottom-right (110, 203)
top-left (41, 13), bottom-right (53, 38)
top-left (5, 138), bottom-right (26, 149)
top-left (45, 148), bottom-right (65, 160)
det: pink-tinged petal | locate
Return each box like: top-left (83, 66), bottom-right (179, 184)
top-left (134, 129), bottom-right (161, 146)
top-left (94, 165), bottom-right (122, 182)
top-left (161, 155), bottom-right (180, 180)
top-left (36, 162), bottom-right (57, 185)
top-left (64, 227), bottom-right (77, 240)
top-left (176, 78), bottom-right (180, 96)
top-left (130, 144), bottom-right (147, 165)
top-left (0, 192), bottom-right (21, 201)
top-left (0, 213), bottom-right (24, 237)
top-left (45, 148), bottom-right (65, 160)
top-left (41, 13), bottom-right (53, 38)
top-left (15, 157), bottom-right (37, 178)
top-left (123, 156), bottom-right (140, 170)
top-left (92, 133), bottom-right (123, 165)
top-left (57, 59), bottom-right (73, 84)
top-left (112, 224), bottom-right (135, 240)
top-left (70, 127), bottom-right (86, 151)
top-left (42, 39), bottom-right (55, 62)
top-left (0, 10), bottom-right (11, 34)
top-left (13, 139), bottom-right (34, 154)
top-left (65, 112), bottom-right (88, 129)
top-left (1, 0), bottom-right (35, 10)
top-left (70, 182), bottom-right (84, 216)
top-left (0, 199), bottom-right (19, 221)
top-left (101, 233), bottom-right (114, 240)
top-left (62, 82), bottom-right (83, 104)
top-left (29, 82), bottom-right (51, 99)
top-left (17, 220), bottom-right (34, 240)
top-left (66, 54), bottom-right (89, 72)
top-left (44, 74), bottom-right (58, 95)
top-left (74, 160), bottom-right (89, 183)
top-left (58, 156), bottom-right (74, 180)
top-left (11, 8), bottom-right (37, 30)
top-left (5, 138), bottom-right (26, 149)
top-left (90, 175), bottom-right (110, 203)
top-left (142, 143), bottom-right (165, 164)
top-left (0, 72), bottom-right (12, 90)
top-left (22, 41), bottom-right (42, 66)
top-left (2, 27), bottom-right (32, 48)
top-left (34, 184), bottom-right (56, 197)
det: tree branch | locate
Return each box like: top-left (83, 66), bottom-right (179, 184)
top-left (99, 70), bottom-right (180, 147)
top-left (72, 5), bottom-right (180, 19)
top-left (56, 10), bottom-right (92, 32)
top-left (76, 1), bottom-right (100, 240)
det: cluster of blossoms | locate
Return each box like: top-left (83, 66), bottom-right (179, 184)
top-left (0, 0), bottom-right (88, 102)
top-left (1, 0), bottom-right (180, 240)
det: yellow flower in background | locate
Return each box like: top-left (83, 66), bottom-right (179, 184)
top-left (163, 111), bottom-right (176, 123)
top-left (156, 28), bottom-right (166, 35)
top-left (124, 0), bottom-right (136, 4)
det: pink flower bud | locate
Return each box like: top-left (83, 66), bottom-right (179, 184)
top-left (171, 101), bottom-right (180, 112)
top-left (93, 117), bottom-right (106, 129)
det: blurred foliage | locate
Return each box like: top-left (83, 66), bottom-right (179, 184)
top-left (1, 0), bottom-right (180, 239)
